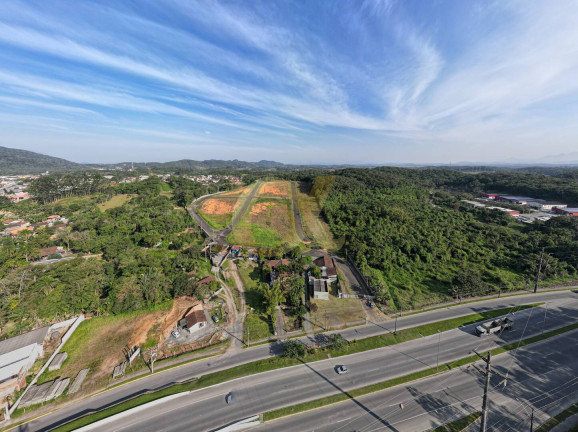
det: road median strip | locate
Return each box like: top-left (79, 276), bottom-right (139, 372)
top-left (14, 304), bottom-right (540, 432)
top-left (262, 321), bottom-right (578, 422)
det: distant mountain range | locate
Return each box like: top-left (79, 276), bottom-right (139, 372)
top-left (1, 145), bottom-right (578, 175)
top-left (0, 146), bottom-right (82, 174)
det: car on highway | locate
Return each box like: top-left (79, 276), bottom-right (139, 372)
top-left (335, 365), bottom-right (348, 374)
top-left (225, 392), bottom-right (233, 404)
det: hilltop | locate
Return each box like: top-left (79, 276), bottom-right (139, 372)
top-left (0, 146), bottom-right (82, 174)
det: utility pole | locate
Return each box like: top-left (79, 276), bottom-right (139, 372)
top-left (534, 248), bottom-right (544, 293)
top-left (530, 407), bottom-right (534, 432)
top-left (472, 350), bottom-right (508, 432)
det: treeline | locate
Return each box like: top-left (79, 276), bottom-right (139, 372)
top-left (28, 173), bottom-right (107, 204)
top-left (0, 182), bottom-right (214, 337)
top-left (317, 168), bottom-right (578, 309)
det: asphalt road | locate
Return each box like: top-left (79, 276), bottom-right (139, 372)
top-left (256, 330), bottom-right (578, 432)
top-left (79, 296), bottom-right (578, 432)
top-left (11, 290), bottom-right (576, 431)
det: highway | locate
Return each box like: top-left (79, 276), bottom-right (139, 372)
top-left (79, 294), bottom-right (578, 432)
top-left (10, 290), bottom-right (576, 431)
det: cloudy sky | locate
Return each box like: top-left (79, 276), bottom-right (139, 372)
top-left (0, 0), bottom-right (577, 164)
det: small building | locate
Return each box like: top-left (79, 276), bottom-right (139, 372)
top-left (313, 256), bottom-right (338, 281)
top-left (230, 245), bottom-right (242, 256)
top-left (6, 193), bottom-right (29, 203)
top-left (527, 202), bottom-right (567, 211)
top-left (555, 207), bottom-right (578, 216)
top-left (309, 278), bottom-right (329, 300)
top-left (40, 246), bottom-right (64, 259)
top-left (0, 326), bottom-right (49, 408)
top-left (263, 259), bottom-right (291, 269)
top-left (178, 309), bottom-right (208, 333)
top-left (487, 206), bottom-right (520, 216)
top-left (481, 193), bottom-right (497, 200)
top-left (461, 200), bottom-right (485, 208)
top-left (197, 276), bottom-right (214, 285)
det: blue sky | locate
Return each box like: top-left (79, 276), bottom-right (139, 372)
top-left (0, 0), bottom-right (577, 164)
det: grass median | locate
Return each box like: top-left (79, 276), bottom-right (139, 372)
top-left (430, 412), bottom-right (481, 432)
top-left (41, 303), bottom-right (538, 432)
top-left (263, 320), bottom-right (578, 422)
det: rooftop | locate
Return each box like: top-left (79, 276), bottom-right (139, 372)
top-left (0, 327), bottom-right (49, 356)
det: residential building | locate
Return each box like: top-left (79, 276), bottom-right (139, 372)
top-left (309, 278), bottom-right (329, 300)
top-left (39, 246), bottom-right (64, 259)
top-left (313, 256), bottom-right (338, 281)
top-left (178, 309), bottom-right (208, 333)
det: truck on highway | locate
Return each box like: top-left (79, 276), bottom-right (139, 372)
top-left (475, 317), bottom-right (513, 336)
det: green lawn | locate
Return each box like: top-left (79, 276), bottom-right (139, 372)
top-left (97, 194), bottom-right (134, 211)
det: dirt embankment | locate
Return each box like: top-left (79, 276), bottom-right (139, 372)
top-left (128, 297), bottom-right (198, 347)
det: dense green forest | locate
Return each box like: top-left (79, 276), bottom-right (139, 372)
top-left (314, 168), bottom-right (578, 309)
top-left (0, 176), bottom-right (218, 338)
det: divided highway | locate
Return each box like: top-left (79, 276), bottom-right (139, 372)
top-left (36, 292), bottom-right (578, 432)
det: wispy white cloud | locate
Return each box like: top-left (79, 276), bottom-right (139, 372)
top-left (0, 0), bottom-right (577, 163)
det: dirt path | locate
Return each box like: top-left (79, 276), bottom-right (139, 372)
top-left (291, 182), bottom-right (310, 243)
top-left (215, 271), bottom-right (245, 352)
top-left (275, 308), bottom-right (286, 341)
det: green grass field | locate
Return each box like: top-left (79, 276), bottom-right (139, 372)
top-left (228, 197), bottom-right (300, 247)
top-left (38, 303), bottom-right (173, 388)
top-left (98, 194), bottom-right (134, 211)
top-left (296, 183), bottom-right (342, 251)
top-left (237, 260), bottom-right (275, 341)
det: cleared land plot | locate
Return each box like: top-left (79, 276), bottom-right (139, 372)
top-left (197, 197), bottom-right (241, 230)
top-left (257, 181), bottom-right (290, 198)
top-left (38, 300), bottom-right (192, 391)
top-left (237, 260), bottom-right (274, 342)
top-left (98, 194), bottom-right (134, 211)
top-left (310, 284), bottom-right (365, 330)
top-left (228, 198), bottom-right (300, 247)
top-left (296, 183), bottom-right (342, 251)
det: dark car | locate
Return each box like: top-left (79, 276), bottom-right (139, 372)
top-left (225, 392), bottom-right (233, 404)
top-left (335, 365), bottom-right (348, 374)
top-left (367, 301), bottom-right (375, 308)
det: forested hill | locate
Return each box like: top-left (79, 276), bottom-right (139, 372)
top-left (0, 146), bottom-right (82, 174)
top-left (314, 168), bottom-right (578, 309)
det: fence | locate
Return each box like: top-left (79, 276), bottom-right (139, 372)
top-left (10, 315), bottom-right (85, 415)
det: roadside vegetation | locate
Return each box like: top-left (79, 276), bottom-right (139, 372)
top-left (0, 175), bottom-right (216, 338)
top-left (44, 303), bottom-right (557, 432)
top-left (311, 168), bottom-right (578, 309)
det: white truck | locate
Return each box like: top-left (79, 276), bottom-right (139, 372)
top-left (475, 317), bottom-right (513, 336)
